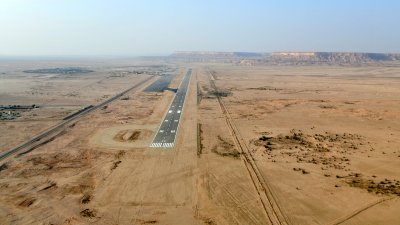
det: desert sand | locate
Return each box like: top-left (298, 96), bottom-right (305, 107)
top-left (0, 60), bottom-right (399, 225)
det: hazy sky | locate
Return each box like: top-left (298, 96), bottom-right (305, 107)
top-left (0, 0), bottom-right (399, 56)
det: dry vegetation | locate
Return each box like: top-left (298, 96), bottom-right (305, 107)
top-left (197, 64), bottom-right (400, 225)
top-left (211, 135), bottom-right (240, 158)
top-left (0, 60), bottom-right (399, 225)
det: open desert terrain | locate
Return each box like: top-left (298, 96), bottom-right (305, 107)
top-left (196, 64), bottom-right (400, 225)
top-left (0, 57), bottom-right (399, 225)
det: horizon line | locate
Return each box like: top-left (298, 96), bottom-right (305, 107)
top-left (1, 51), bottom-right (399, 60)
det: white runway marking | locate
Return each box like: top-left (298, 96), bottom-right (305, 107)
top-left (150, 69), bottom-right (192, 149)
top-left (150, 143), bottom-right (164, 148)
top-left (164, 143), bottom-right (174, 148)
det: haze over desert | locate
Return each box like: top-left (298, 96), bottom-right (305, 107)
top-left (1, 1), bottom-right (400, 224)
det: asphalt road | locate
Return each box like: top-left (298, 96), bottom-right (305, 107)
top-left (150, 69), bottom-right (192, 148)
top-left (0, 75), bottom-right (155, 161)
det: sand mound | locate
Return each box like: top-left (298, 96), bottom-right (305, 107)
top-left (253, 129), bottom-right (365, 170)
top-left (90, 125), bottom-right (156, 149)
top-left (18, 197), bottom-right (36, 207)
top-left (344, 173), bottom-right (400, 196)
top-left (211, 135), bottom-right (240, 158)
top-left (113, 130), bottom-right (141, 142)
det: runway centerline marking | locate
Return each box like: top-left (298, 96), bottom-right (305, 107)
top-left (150, 69), bottom-right (192, 149)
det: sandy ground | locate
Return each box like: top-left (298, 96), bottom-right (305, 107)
top-left (0, 65), bottom-right (203, 225)
top-left (196, 65), bottom-right (400, 225)
top-left (0, 62), bottom-right (399, 225)
top-left (0, 60), bottom-right (171, 152)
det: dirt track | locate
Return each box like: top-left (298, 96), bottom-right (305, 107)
top-left (0, 63), bottom-right (399, 224)
top-left (199, 65), bottom-right (400, 225)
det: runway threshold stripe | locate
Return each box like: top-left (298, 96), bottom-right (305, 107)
top-left (150, 143), bottom-right (174, 148)
top-left (150, 69), bottom-right (192, 149)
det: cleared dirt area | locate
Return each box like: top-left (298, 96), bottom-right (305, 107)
top-left (91, 124), bottom-right (157, 150)
top-left (0, 61), bottom-right (399, 225)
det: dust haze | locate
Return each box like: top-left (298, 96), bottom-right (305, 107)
top-left (0, 53), bottom-right (399, 225)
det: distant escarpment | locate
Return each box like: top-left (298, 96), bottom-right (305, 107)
top-left (168, 51), bottom-right (265, 63)
top-left (166, 51), bottom-right (400, 65)
top-left (269, 52), bottom-right (400, 65)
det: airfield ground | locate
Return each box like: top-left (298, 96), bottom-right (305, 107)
top-left (0, 61), bottom-right (399, 225)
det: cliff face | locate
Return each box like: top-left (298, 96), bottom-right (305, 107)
top-left (167, 51), bottom-right (264, 63)
top-left (271, 52), bottom-right (400, 64)
top-left (170, 51), bottom-right (264, 58)
top-left (166, 51), bottom-right (400, 65)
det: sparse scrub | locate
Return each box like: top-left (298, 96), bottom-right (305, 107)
top-left (212, 135), bottom-right (240, 158)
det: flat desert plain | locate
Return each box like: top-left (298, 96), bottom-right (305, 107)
top-left (0, 61), bottom-right (399, 225)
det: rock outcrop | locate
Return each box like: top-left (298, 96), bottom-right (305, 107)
top-left (168, 51), bottom-right (264, 63)
top-left (270, 52), bottom-right (400, 64)
top-left (167, 51), bottom-right (400, 65)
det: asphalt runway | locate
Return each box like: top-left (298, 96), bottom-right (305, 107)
top-left (144, 74), bottom-right (175, 92)
top-left (150, 69), bottom-right (192, 148)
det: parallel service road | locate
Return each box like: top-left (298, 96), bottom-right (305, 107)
top-left (150, 69), bottom-right (192, 148)
top-left (0, 75), bottom-right (155, 161)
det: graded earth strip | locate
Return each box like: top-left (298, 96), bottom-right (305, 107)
top-left (208, 70), bottom-right (290, 225)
